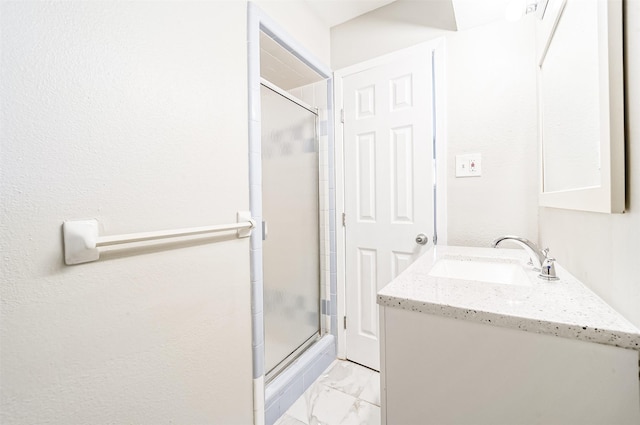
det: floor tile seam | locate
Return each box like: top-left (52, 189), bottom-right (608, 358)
top-left (336, 395), bottom-right (381, 424)
top-left (315, 381), bottom-right (380, 412)
top-left (317, 380), bottom-right (365, 401)
top-left (304, 384), bottom-right (358, 425)
top-left (282, 388), bottom-right (379, 424)
top-left (358, 395), bottom-right (381, 408)
top-left (318, 373), bottom-right (380, 403)
top-left (353, 397), bottom-right (379, 409)
top-left (318, 365), bottom-right (377, 394)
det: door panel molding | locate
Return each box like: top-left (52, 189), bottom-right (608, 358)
top-left (334, 39), bottom-right (447, 364)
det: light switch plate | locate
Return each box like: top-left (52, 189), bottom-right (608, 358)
top-left (455, 153), bottom-right (482, 177)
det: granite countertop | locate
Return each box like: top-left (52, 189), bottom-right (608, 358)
top-left (377, 245), bottom-right (640, 351)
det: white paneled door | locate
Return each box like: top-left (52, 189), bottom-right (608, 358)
top-left (342, 51), bottom-right (435, 371)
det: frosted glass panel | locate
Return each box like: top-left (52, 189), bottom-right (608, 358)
top-left (261, 85), bottom-right (320, 375)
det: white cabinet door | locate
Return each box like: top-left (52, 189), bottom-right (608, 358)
top-left (382, 307), bottom-right (640, 424)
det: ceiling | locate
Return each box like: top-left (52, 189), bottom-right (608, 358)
top-left (304, 0), bottom-right (398, 27)
top-left (451, 0), bottom-right (512, 30)
top-left (303, 0), bottom-right (513, 31)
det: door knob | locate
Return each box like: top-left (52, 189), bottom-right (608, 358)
top-left (415, 233), bottom-right (428, 245)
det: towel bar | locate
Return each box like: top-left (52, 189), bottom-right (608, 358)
top-left (63, 211), bottom-right (255, 265)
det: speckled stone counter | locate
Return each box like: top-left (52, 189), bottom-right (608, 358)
top-left (377, 245), bottom-right (640, 351)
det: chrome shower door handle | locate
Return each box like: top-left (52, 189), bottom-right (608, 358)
top-left (415, 233), bottom-right (428, 245)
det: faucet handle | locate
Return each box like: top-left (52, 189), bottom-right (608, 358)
top-left (538, 257), bottom-right (559, 281)
top-left (542, 247), bottom-right (550, 258)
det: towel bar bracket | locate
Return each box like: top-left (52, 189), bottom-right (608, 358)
top-left (63, 219), bottom-right (100, 265)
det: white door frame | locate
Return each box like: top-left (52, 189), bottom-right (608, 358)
top-left (334, 39), bottom-right (448, 359)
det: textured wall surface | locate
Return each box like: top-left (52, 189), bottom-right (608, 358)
top-left (330, 0), bottom-right (455, 70)
top-left (445, 18), bottom-right (538, 246)
top-left (0, 2), bottom-right (254, 423)
top-left (539, 1), bottom-right (640, 328)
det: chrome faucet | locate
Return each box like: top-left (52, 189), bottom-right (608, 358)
top-left (491, 235), bottom-right (559, 280)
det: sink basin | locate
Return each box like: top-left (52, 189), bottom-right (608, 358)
top-left (428, 256), bottom-right (532, 286)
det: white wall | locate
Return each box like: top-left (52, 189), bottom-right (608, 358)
top-left (1, 1), bottom-right (333, 423)
top-left (331, 1), bottom-right (454, 70)
top-left (539, 1), bottom-right (640, 328)
top-left (332, 12), bottom-right (539, 246)
top-left (0, 2), bottom-right (254, 424)
top-left (445, 18), bottom-right (538, 246)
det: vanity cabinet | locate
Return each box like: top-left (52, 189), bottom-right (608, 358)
top-left (377, 246), bottom-right (640, 425)
top-left (380, 306), bottom-right (640, 425)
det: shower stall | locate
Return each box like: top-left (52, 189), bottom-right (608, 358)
top-left (260, 82), bottom-right (321, 380)
top-left (248, 7), bottom-right (336, 422)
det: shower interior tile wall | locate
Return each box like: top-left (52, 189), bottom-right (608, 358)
top-left (288, 81), bottom-right (331, 333)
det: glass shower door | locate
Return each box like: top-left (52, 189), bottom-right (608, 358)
top-left (261, 84), bottom-right (320, 376)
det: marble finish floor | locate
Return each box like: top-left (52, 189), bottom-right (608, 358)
top-left (274, 360), bottom-right (381, 425)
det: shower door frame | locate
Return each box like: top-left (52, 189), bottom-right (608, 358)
top-left (259, 78), bottom-right (322, 382)
top-left (247, 3), bottom-right (336, 424)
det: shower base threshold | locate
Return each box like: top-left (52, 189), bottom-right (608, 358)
top-left (264, 334), bottom-right (335, 425)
